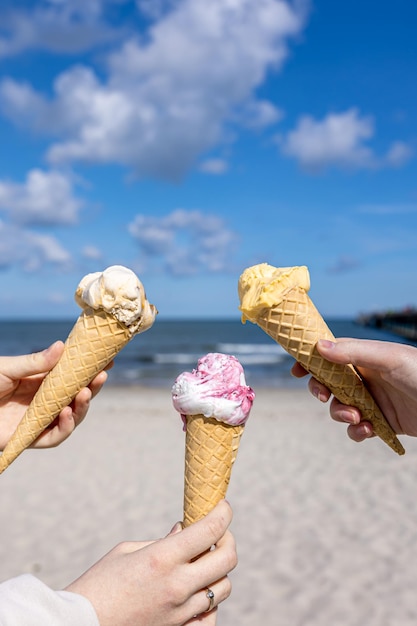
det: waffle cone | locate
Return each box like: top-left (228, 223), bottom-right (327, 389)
top-left (183, 415), bottom-right (244, 527)
top-left (0, 307), bottom-right (132, 473)
top-left (255, 286), bottom-right (404, 455)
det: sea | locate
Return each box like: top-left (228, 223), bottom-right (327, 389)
top-left (0, 318), bottom-right (412, 389)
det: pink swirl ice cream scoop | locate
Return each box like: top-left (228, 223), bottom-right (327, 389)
top-left (172, 352), bottom-right (255, 427)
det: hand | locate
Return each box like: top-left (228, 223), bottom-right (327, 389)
top-left (66, 500), bottom-right (237, 626)
top-left (291, 338), bottom-right (417, 443)
top-left (0, 341), bottom-right (108, 450)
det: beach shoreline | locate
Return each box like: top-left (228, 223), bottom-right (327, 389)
top-left (1, 385), bottom-right (417, 626)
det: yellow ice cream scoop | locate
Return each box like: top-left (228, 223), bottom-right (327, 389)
top-left (239, 263), bottom-right (310, 322)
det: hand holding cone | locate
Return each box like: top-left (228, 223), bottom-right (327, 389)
top-left (238, 263), bottom-right (404, 456)
top-left (172, 353), bottom-right (255, 526)
top-left (0, 266), bottom-right (157, 473)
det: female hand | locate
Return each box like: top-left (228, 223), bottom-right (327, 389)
top-left (0, 341), bottom-right (108, 450)
top-left (66, 500), bottom-right (237, 626)
top-left (291, 338), bottom-right (417, 442)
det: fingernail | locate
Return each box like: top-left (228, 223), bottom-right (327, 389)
top-left (340, 410), bottom-right (358, 424)
top-left (357, 423), bottom-right (373, 438)
top-left (168, 522), bottom-right (183, 535)
top-left (317, 339), bottom-right (335, 350)
top-left (44, 340), bottom-right (62, 354)
top-left (312, 386), bottom-right (327, 402)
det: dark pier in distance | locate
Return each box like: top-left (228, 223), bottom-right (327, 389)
top-left (357, 308), bottom-right (417, 342)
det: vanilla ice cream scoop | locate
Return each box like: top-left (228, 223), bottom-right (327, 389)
top-left (75, 265), bottom-right (157, 333)
top-left (172, 352), bottom-right (255, 426)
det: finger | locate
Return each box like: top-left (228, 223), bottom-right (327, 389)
top-left (307, 377), bottom-right (331, 403)
top-left (166, 522), bottom-right (183, 537)
top-left (172, 501), bottom-right (233, 563)
top-left (0, 341), bottom-right (64, 381)
top-left (104, 359), bottom-right (114, 372)
top-left (186, 576), bottom-right (232, 622)
top-left (290, 361), bottom-right (308, 378)
top-left (316, 338), bottom-right (403, 371)
top-left (329, 397), bottom-right (361, 425)
top-left (31, 385), bottom-right (94, 448)
top-left (189, 529), bottom-right (237, 595)
top-left (88, 370), bottom-right (108, 399)
top-left (347, 421), bottom-right (374, 442)
top-left (70, 386), bottom-right (93, 426)
top-left (187, 606), bottom-right (218, 625)
top-left (327, 397), bottom-right (374, 442)
top-left (31, 407), bottom-right (76, 448)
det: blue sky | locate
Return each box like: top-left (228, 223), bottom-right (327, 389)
top-left (0, 0), bottom-right (416, 320)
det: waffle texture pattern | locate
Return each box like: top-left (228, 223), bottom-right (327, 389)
top-left (255, 287), bottom-right (404, 455)
top-left (0, 308), bottom-right (132, 472)
top-left (183, 415), bottom-right (244, 526)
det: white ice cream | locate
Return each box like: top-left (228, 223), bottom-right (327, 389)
top-left (75, 265), bottom-right (157, 334)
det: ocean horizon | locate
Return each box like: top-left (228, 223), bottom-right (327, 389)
top-left (0, 317), bottom-right (411, 389)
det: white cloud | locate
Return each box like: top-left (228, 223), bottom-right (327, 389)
top-left (82, 245), bottom-right (103, 260)
top-left (0, 169), bottom-right (83, 226)
top-left (384, 141), bottom-right (413, 168)
top-left (136, 0), bottom-right (180, 20)
top-left (0, 222), bottom-right (71, 271)
top-left (357, 203), bottom-right (417, 215)
top-left (281, 108), bottom-right (375, 171)
top-left (0, 0), bottom-right (308, 180)
top-left (237, 98), bottom-right (283, 130)
top-left (0, 78), bottom-right (48, 130)
top-left (280, 108), bottom-right (414, 172)
top-left (46, 291), bottom-right (68, 305)
top-left (0, 0), bottom-right (126, 58)
top-left (128, 209), bottom-right (238, 275)
top-left (199, 158), bottom-right (229, 175)
top-left (0, 168), bottom-right (83, 273)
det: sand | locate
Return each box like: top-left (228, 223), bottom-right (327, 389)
top-left (1, 385), bottom-right (417, 626)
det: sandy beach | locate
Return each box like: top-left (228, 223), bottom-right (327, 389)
top-left (1, 384), bottom-right (417, 626)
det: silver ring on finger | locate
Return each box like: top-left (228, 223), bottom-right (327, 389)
top-left (205, 587), bottom-right (215, 612)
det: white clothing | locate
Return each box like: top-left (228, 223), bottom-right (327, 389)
top-left (0, 574), bottom-right (99, 625)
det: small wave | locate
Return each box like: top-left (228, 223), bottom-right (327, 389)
top-left (153, 344), bottom-right (288, 367)
top-left (153, 353), bottom-right (204, 364)
top-left (237, 354), bottom-right (286, 365)
top-left (152, 350), bottom-right (286, 366)
top-left (217, 342), bottom-right (287, 356)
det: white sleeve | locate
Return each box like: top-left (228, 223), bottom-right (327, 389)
top-left (0, 574), bottom-right (99, 626)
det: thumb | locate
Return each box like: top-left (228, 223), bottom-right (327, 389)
top-left (316, 338), bottom-right (393, 371)
top-left (0, 341), bottom-right (64, 380)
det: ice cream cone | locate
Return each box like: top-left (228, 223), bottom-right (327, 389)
top-left (0, 265), bottom-right (157, 473)
top-left (254, 285), bottom-right (404, 455)
top-left (0, 308), bottom-right (133, 473)
top-left (183, 414), bottom-right (244, 527)
top-left (173, 353), bottom-right (254, 526)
